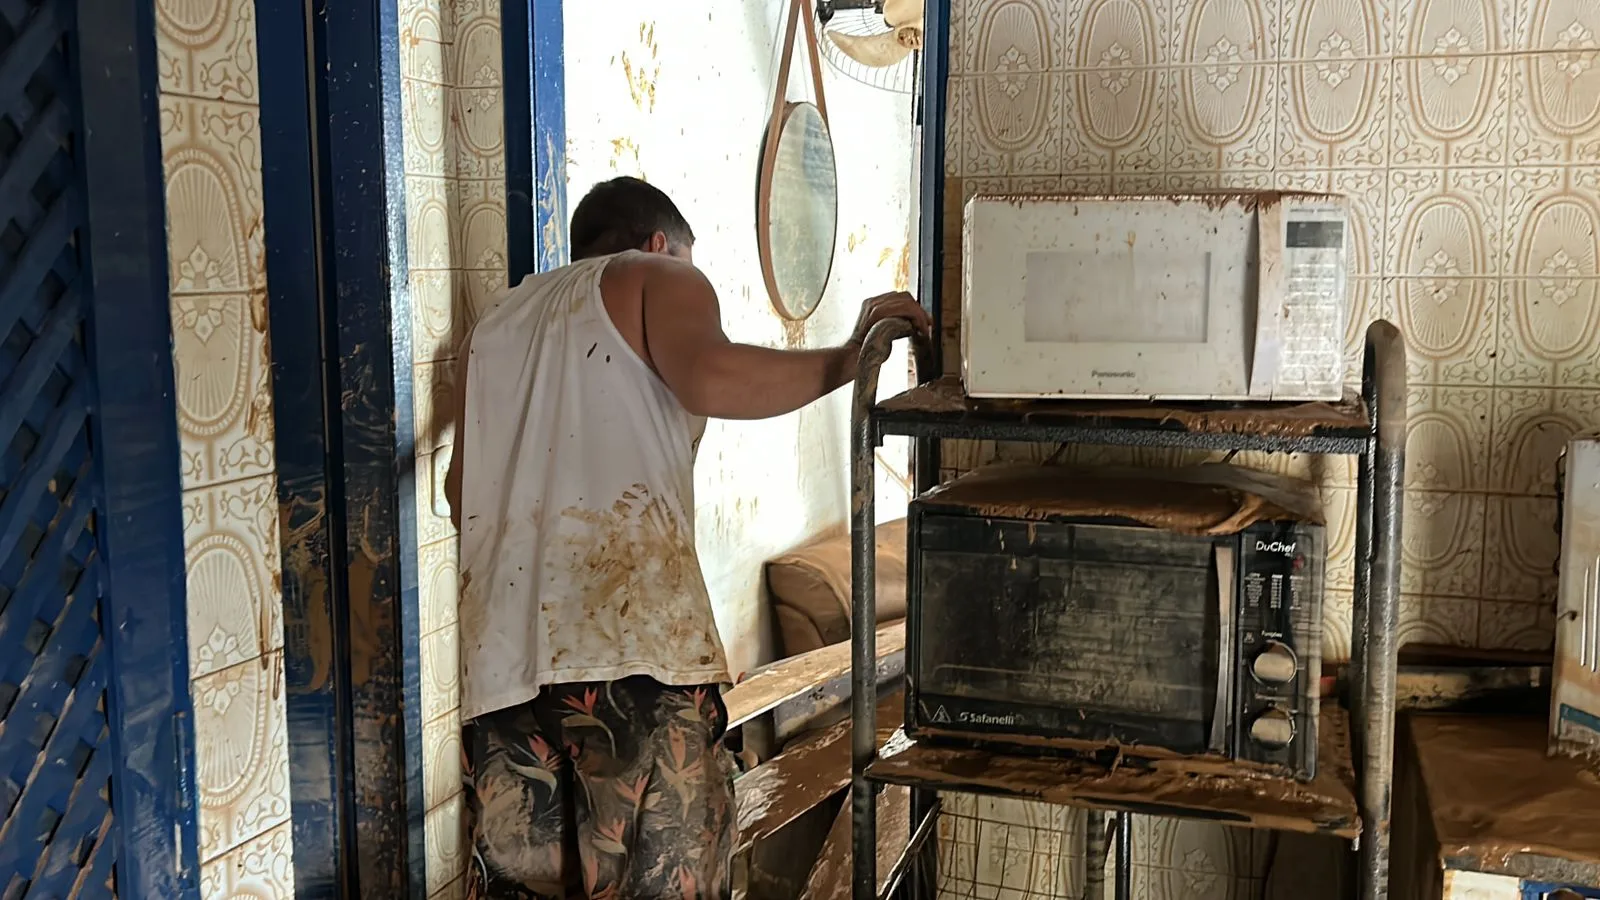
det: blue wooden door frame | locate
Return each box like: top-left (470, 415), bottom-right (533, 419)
top-left (504, 0), bottom-right (568, 282)
top-left (252, 0), bottom-right (567, 894)
top-left (19, 0), bottom-right (199, 896)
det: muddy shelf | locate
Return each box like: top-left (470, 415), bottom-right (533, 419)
top-left (872, 376), bottom-right (1372, 455)
top-left (845, 318), bottom-right (1407, 900)
top-left (865, 705), bottom-right (1360, 841)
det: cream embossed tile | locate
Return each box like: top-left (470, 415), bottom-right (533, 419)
top-left (414, 358), bottom-right (458, 455)
top-left (407, 174), bottom-right (457, 271)
top-left (199, 822), bottom-right (294, 900)
top-left (412, 268), bottom-right (464, 365)
top-left (1401, 489), bottom-right (1487, 598)
top-left (1487, 386), bottom-right (1600, 494)
top-left (1482, 493), bottom-right (1560, 603)
top-left (419, 537), bottom-right (461, 635)
top-left (155, 0), bottom-right (260, 103)
top-left (194, 653), bottom-right (291, 861)
top-left (162, 96), bottom-right (274, 489)
top-left (421, 623), bottom-right (461, 725)
top-left (454, 178), bottom-right (508, 273)
top-left (967, 0), bottom-right (1069, 76)
top-left (1069, 67), bottom-right (1171, 174)
top-left (400, 0), bottom-right (450, 83)
top-left (1275, 59), bottom-right (1393, 169)
top-left (1404, 385), bottom-right (1493, 491)
top-left (1506, 53), bottom-right (1600, 166)
top-left (403, 77), bottom-right (452, 179)
top-left (1323, 588), bottom-right (1354, 661)
top-left (1478, 598), bottom-right (1557, 649)
top-left (423, 708), bottom-right (463, 813)
top-left (1497, 168), bottom-right (1600, 386)
top-left (1390, 51), bottom-right (1512, 168)
top-left (1280, 0), bottom-right (1396, 59)
top-left (425, 792), bottom-right (468, 896)
top-left (417, 449), bottom-right (457, 547)
top-left (1166, 62), bottom-right (1279, 171)
top-left (184, 475), bottom-right (283, 680)
top-left (1398, 593), bottom-right (1480, 647)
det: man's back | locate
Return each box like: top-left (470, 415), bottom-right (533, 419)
top-left (455, 252), bottom-right (728, 722)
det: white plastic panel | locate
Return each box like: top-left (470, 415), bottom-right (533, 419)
top-left (1554, 434), bottom-right (1600, 759)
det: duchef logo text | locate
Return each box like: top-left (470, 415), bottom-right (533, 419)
top-left (1255, 540), bottom-right (1297, 555)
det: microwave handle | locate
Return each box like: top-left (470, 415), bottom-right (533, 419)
top-left (1211, 543), bottom-right (1237, 754)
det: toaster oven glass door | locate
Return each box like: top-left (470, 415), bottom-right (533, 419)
top-left (913, 516), bottom-right (1227, 754)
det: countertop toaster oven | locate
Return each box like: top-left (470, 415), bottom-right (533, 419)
top-left (906, 464), bottom-right (1327, 780)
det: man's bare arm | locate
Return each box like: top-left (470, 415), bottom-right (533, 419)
top-left (640, 258), bottom-right (928, 420)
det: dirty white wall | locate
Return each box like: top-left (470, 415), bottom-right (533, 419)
top-left (156, 0), bottom-right (296, 894)
top-left (563, 1), bottom-right (919, 679)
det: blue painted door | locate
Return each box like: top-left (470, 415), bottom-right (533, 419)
top-left (0, 0), bottom-right (195, 896)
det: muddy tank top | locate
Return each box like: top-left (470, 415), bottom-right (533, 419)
top-left (456, 252), bottom-right (728, 721)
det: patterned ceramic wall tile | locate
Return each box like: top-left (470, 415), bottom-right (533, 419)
top-left (421, 623), bottom-right (461, 725)
top-left (401, 0), bottom-right (450, 83)
top-left (942, 0), bottom-right (1599, 889)
top-left (404, 79), bottom-right (453, 178)
top-left (414, 359), bottom-right (458, 454)
top-left (156, 0), bottom-right (260, 104)
top-left (454, 179), bottom-right (508, 272)
top-left (159, 0), bottom-right (291, 883)
top-left (193, 652), bottom-right (293, 862)
top-left (423, 708), bottom-right (464, 812)
top-left (420, 537), bottom-right (461, 634)
top-left (199, 823), bottom-right (295, 900)
top-left (425, 793), bottom-right (468, 897)
top-left (184, 475), bottom-right (284, 680)
top-left (162, 97), bottom-right (274, 490)
top-left (417, 449), bottom-right (458, 547)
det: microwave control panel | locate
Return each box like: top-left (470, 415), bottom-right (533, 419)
top-left (1232, 521), bottom-right (1325, 777)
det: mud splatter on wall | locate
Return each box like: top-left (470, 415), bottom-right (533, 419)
top-left (565, 0), bottom-right (918, 680)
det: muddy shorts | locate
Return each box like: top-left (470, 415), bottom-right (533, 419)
top-left (463, 676), bottom-right (737, 900)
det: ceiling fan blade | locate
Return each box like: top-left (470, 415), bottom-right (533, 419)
top-left (826, 28), bottom-right (914, 68)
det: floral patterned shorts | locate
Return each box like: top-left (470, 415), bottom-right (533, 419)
top-left (463, 677), bottom-right (736, 900)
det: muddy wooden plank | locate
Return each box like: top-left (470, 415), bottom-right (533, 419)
top-left (734, 691), bottom-right (904, 853)
top-left (866, 705), bottom-right (1360, 839)
top-left (1410, 713), bottom-right (1600, 886)
top-left (725, 622), bottom-right (906, 729)
top-left (798, 784), bottom-right (912, 900)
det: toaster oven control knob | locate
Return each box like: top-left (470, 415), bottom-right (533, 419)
top-left (1250, 641), bottom-right (1299, 685)
top-left (1249, 708), bottom-right (1296, 748)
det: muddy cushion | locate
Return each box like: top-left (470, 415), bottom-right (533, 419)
top-left (765, 519), bottom-right (908, 658)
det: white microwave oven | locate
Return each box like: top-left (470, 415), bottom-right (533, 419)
top-left (960, 192), bottom-right (1351, 402)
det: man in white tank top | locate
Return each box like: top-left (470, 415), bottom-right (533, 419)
top-left (444, 177), bottom-right (928, 899)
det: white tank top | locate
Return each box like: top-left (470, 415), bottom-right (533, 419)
top-left (457, 252), bottom-right (729, 721)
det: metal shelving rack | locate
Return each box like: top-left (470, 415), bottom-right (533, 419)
top-left (846, 319), bottom-right (1408, 900)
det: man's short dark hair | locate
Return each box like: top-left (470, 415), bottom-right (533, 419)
top-left (570, 177), bottom-right (695, 259)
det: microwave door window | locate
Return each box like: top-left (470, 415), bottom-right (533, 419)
top-left (1023, 249), bottom-right (1211, 344)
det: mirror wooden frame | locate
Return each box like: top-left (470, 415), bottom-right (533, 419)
top-left (757, 0), bottom-right (839, 322)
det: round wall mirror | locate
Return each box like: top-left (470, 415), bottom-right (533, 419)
top-left (757, 101), bottom-right (838, 321)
